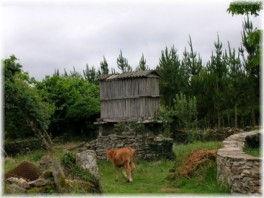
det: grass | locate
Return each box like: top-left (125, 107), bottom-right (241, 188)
top-left (98, 141), bottom-right (229, 194)
top-left (98, 160), bottom-right (175, 193)
top-left (173, 141), bottom-right (222, 168)
top-left (171, 141), bottom-right (229, 194)
top-left (4, 140), bottom-right (230, 194)
top-left (244, 146), bottom-right (261, 157)
top-left (4, 147), bottom-right (66, 173)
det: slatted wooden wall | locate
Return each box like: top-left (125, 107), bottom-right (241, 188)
top-left (100, 76), bottom-right (160, 122)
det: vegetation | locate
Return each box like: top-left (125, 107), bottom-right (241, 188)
top-left (244, 146), bottom-right (260, 157)
top-left (2, 1), bottom-right (261, 194)
top-left (98, 141), bottom-right (228, 194)
top-left (3, 1), bottom-right (261, 141)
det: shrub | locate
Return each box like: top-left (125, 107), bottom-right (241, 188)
top-left (4, 138), bottom-right (44, 156)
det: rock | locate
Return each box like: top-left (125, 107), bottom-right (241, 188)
top-left (39, 155), bottom-right (53, 171)
top-left (28, 178), bottom-right (49, 187)
top-left (6, 177), bottom-right (30, 189)
top-left (40, 170), bottom-right (53, 179)
top-left (5, 183), bottom-right (26, 193)
top-left (51, 159), bottom-right (67, 193)
top-left (76, 150), bottom-right (100, 180)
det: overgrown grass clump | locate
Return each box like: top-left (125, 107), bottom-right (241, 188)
top-left (172, 141), bottom-right (229, 193)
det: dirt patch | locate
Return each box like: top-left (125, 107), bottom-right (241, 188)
top-left (178, 149), bottom-right (217, 177)
top-left (5, 161), bottom-right (41, 181)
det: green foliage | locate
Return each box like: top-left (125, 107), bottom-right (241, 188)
top-left (182, 36), bottom-right (202, 77)
top-left (158, 93), bottom-right (197, 134)
top-left (173, 93), bottom-right (197, 129)
top-left (117, 50), bottom-right (132, 73)
top-left (227, 1), bottom-right (262, 16)
top-left (83, 64), bottom-right (99, 84)
top-left (100, 56), bottom-right (109, 75)
top-left (157, 46), bottom-right (188, 106)
top-left (61, 152), bottom-right (76, 167)
top-left (136, 53), bottom-right (148, 71)
top-left (37, 74), bottom-right (100, 137)
top-left (4, 138), bottom-right (43, 156)
top-left (244, 146), bottom-right (260, 157)
top-left (4, 56), bottom-right (54, 140)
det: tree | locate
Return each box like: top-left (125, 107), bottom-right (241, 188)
top-left (4, 55), bottom-right (54, 143)
top-left (117, 50), bottom-right (132, 73)
top-left (182, 36), bottom-right (202, 77)
top-left (100, 56), bottom-right (109, 75)
top-left (206, 35), bottom-right (228, 128)
top-left (37, 75), bottom-right (100, 138)
top-left (83, 64), bottom-right (99, 84)
top-left (227, 1), bottom-right (262, 16)
top-left (228, 0), bottom-right (262, 126)
top-left (157, 46), bottom-right (188, 106)
top-left (136, 53), bottom-right (148, 71)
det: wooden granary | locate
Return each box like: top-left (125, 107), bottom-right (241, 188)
top-left (98, 70), bottom-right (160, 123)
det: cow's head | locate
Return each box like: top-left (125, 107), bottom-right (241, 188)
top-left (106, 148), bottom-right (116, 161)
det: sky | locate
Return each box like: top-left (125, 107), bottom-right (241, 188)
top-left (1, 0), bottom-right (262, 79)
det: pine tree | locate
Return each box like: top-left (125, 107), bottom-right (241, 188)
top-left (137, 53), bottom-right (148, 71)
top-left (117, 50), bottom-right (132, 73)
top-left (100, 56), bottom-right (109, 75)
top-left (207, 35), bottom-right (228, 128)
top-left (157, 46), bottom-right (188, 106)
top-left (83, 64), bottom-right (98, 84)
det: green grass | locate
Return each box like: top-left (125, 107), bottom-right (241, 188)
top-left (99, 160), bottom-right (175, 194)
top-left (173, 141), bottom-right (222, 168)
top-left (98, 141), bottom-right (229, 194)
top-left (244, 146), bottom-right (261, 157)
top-left (171, 141), bottom-right (229, 194)
top-left (4, 147), bottom-right (66, 173)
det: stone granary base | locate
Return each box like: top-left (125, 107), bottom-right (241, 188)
top-left (81, 132), bottom-right (174, 161)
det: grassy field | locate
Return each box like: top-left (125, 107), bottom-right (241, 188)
top-left (4, 141), bottom-right (230, 194)
top-left (99, 141), bottom-right (229, 194)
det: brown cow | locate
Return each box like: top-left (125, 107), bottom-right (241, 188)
top-left (106, 147), bottom-right (136, 182)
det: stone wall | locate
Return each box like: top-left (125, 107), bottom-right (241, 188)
top-left (217, 130), bottom-right (261, 194)
top-left (80, 133), bottom-right (174, 160)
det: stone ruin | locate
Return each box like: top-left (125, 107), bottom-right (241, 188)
top-left (217, 130), bottom-right (261, 194)
top-left (81, 130), bottom-right (174, 160)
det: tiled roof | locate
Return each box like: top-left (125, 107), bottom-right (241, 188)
top-left (100, 70), bottom-right (159, 81)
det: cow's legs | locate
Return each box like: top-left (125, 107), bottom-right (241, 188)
top-left (124, 161), bottom-right (133, 182)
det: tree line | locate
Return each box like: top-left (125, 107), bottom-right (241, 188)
top-left (3, 1), bottom-right (261, 140)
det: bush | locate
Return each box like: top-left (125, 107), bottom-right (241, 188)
top-left (171, 128), bottom-right (242, 143)
top-left (37, 75), bottom-right (100, 138)
top-left (4, 56), bottom-right (54, 140)
top-left (4, 138), bottom-right (44, 156)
